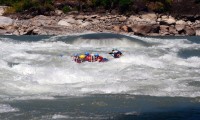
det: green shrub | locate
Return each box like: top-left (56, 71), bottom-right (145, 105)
top-left (62, 6), bottom-right (71, 13)
top-left (11, 0), bottom-right (35, 12)
top-left (118, 0), bottom-right (133, 13)
top-left (4, 7), bottom-right (16, 14)
top-left (147, 1), bottom-right (164, 12)
top-left (44, 3), bottom-right (54, 11)
top-left (93, 0), bottom-right (113, 9)
top-left (13, 2), bottom-right (24, 12)
top-left (119, 0), bottom-right (132, 6)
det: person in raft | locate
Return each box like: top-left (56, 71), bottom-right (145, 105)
top-left (84, 52), bottom-right (95, 62)
top-left (79, 54), bottom-right (86, 62)
top-left (109, 48), bottom-right (122, 58)
top-left (94, 53), bottom-right (108, 62)
top-left (72, 53), bottom-right (82, 63)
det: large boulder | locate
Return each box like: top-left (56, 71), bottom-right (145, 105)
top-left (169, 25), bottom-right (178, 35)
top-left (132, 24), bottom-right (152, 35)
top-left (0, 16), bottom-right (13, 29)
top-left (175, 24), bottom-right (185, 32)
top-left (159, 25), bottom-right (169, 35)
top-left (118, 16), bottom-right (127, 22)
top-left (185, 26), bottom-right (195, 36)
top-left (141, 13), bottom-right (157, 21)
top-left (176, 20), bottom-right (186, 25)
top-left (121, 25), bottom-right (132, 32)
top-left (160, 16), bottom-right (176, 25)
top-left (175, 20), bottom-right (186, 32)
top-left (113, 26), bottom-right (120, 32)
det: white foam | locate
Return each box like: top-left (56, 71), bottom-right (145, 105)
top-left (0, 104), bottom-right (19, 113)
top-left (52, 114), bottom-right (69, 119)
top-left (0, 34), bottom-right (200, 98)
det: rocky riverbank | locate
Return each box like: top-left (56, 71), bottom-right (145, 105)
top-left (0, 7), bottom-right (200, 36)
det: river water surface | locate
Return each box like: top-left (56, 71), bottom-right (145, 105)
top-left (0, 33), bottom-right (200, 120)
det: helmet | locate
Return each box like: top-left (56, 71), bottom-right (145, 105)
top-left (79, 54), bottom-right (86, 59)
top-left (74, 53), bottom-right (78, 57)
top-left (94, 53), bottom-right (99, 57)
top-left (85, 52), bottom-right (89, 56)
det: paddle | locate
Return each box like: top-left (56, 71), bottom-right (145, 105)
top-left (109, 52), bottom-right (114, 57)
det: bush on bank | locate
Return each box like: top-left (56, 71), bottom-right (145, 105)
top-left (0, 0), bottom-right (200, 17)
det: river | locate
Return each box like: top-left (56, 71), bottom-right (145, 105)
top-left (0, 33), bottom-right (200, 120)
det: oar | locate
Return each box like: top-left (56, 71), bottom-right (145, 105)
top-left (109, 52), bottom-right (114, 57)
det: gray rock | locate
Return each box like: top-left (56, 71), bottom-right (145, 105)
top-left (169, 25), bottom-right (178, 35)
top-left (128, 15), bottom-right (141, 22)
top-left (141, 13), bottom-right (157, 21)
top-left (195, 20), bottom-right (200, 24)
top-left (159, 25), bottom-right (169, 34)
top-left (64, 17), bottom-right (77, 24)
top-left (160, 16), bottom-right (176, 25)
top-left (118, 16), bottom-right (127, 22)
top-left (196, 29), bottom-right (200, 36)
top-left (80, 21), bottom-right (90, 27)
top-left (0, 16), bottom-right (13, 29)
top-left (187, 21), bottom-right (192, 25)
top-left (13, 30), bottom-right (20, 35)
top-left (58, 19), bottom-right (72, 27)
top-left (176, 20), bottom-right (186, 25)
top-left (175, 24), bottom-right (185, 31)
top-left (0, 29), bottom-right (7, 35)
top-left (185, 26), bottom-right (195, 36)
top-left (55, 10), bottom-right (63, 16)
top-left (113, 26), bottom-right (120, 32)
top-left (0, 6), bottom-right (7, 16)
top-left (75, 15), bottom-right (86, 20)
top-left (131, 24), bottom-right (152, 35)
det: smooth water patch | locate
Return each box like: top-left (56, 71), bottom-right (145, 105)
top-left (1, 95), bottom-right (200, 120)
top-left (0, 35), bottom-right (52, 42)
top-left (178, 49), bottom-right (200, 58)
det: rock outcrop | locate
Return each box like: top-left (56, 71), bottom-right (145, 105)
top-left (0, 11), bottom-right (199, 36)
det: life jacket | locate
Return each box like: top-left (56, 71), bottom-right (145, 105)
top-left (95, 56), bottom-right (104, 62)
top-left (85, 55), bottom-right (95, 62)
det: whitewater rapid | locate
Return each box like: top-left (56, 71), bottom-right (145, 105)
top-left (0, 33), bottom-right (200, 101)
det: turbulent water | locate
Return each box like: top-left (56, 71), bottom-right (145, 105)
top-left (0, 33), bottom-right (200, 120)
